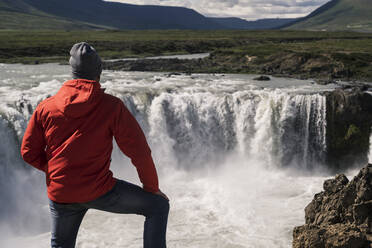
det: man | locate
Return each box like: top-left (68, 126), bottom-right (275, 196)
top-left (21, 42), bottom-right (169, 248)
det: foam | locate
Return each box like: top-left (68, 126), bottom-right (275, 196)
top-left (0, 63), bottom-right (348, 247)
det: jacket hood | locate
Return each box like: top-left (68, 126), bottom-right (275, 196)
top-left (55, 79), bottom-right (104, 118)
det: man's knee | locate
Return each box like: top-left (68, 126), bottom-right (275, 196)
top-left (151, 196), bottom-right (169, 216)
top-left (158, 196), bottom-right (170, 214)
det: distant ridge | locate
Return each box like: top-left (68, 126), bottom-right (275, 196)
top-left (0, 0), bottom-right (298, 30)
top-left (0, 0), bottom-right (223, 30)
top-left (0, 0), bottom-right (109, 29)
top-left (209, 17), bottom-right (298, 30)
top-left (285, 0), bottom-right (372, 32)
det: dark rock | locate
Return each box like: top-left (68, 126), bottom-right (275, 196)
top-left (360, 84), bottom-right (369, 91)
top-left (353, 201), bottom-right (372, 226)
top-left (166, 72), bottom-right (182, 77)
top-left (325, 89), bottom-right (372, 171)
top-left (323, 174), bottom-right (349, 194)
top-left (253, 75), bottom-right (271, 81)
top-left (293, 164), bottom-right (372, 248)
top-left (340, 84), bottom-right (353, 90)
top-left (341, 83), bottom-right (372, 92)
top-left (316, 79), bottom-right (337, 85)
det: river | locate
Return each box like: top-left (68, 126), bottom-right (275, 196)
top-left (0, 63), bottom-right (369, 248)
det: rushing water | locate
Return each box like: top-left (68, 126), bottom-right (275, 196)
top-left (0, 63), bottom-right (366, 247)
top-left (105, 53), bottom-right (210, 62)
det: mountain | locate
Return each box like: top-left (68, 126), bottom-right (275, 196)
top-left (0, 0), bottom-right (105, 29)
top-left (0, 0), bottom-right (297, 30)
top-left (209, 17), bottom-right (298, 30)
top-left (0, 0), bottom-right (224, 30)
top-left (285, 0), bottom-right (372, 32)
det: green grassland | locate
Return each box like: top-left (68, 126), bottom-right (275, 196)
top-left (1, 30), bottom-right (372, 81)
top-left (288, 0), bottom-right (372, 32)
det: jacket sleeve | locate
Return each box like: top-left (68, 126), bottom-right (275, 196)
top-left (21, 108), bottom-right (48, 172)
top-left (113, 101), bottom-right (159, 193)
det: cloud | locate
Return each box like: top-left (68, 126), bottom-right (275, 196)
top-left (105, 0), bottom-right (331, 20)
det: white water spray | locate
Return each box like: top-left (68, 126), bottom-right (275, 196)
top-left (0, 63), bottom-right (353, 248)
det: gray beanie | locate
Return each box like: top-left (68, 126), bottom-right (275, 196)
top-left (69, 42), bottom-right (102, 80)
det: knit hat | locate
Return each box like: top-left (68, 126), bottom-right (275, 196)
top-left (69, 42), bottom-right (102, 80)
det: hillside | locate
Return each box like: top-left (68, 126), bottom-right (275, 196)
top-left (0, 0), bottom-right (298, 30)
top-left (286, 0), bottom-right (372, 32)
top-left (0, 0), bottom-right (105, 29)
top-left (0, 0), bottom-right (224, 30)
top-left (3, 0), bottom-right (371, 32)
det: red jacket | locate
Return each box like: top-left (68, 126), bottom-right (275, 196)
top-left (21, 79), bottom-right (159, 203)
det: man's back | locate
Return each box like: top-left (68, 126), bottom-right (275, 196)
top-left (21, 78), bottom-right (158, 203)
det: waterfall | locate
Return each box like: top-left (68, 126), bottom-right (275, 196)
top-left (0, 88), bottom-right (328, 171)
top-left (0, 68), bottom-right (330, 176)
top-left (140, 90), bottom-right (327, 170)
top-left (0, 64), bottom-right (338, 247)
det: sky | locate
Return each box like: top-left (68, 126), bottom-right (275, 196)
top-left (105, 0), bottom-right (331, 20)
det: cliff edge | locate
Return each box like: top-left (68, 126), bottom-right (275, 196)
top-left (293, 164), bottom-right (372, 248)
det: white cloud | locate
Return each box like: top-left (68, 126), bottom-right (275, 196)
top-left (105, 0), bottom-right (330, 20)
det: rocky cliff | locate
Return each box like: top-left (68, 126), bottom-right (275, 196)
top-left (325, 89), bottom-right (372, 171)
top-left (293, 164), bottom-right (372, 248)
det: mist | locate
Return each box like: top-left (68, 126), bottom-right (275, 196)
top-left (0, 63), bottom-right (368, 247)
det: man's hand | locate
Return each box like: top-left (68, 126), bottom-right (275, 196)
top-left (155, 190), bottom-right (169, 201)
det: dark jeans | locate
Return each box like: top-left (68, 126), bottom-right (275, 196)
top-left (49, 179), bottom-right (169, 248)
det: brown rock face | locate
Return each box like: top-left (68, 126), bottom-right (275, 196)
top-left (293, 164), bottom-right (372, 248)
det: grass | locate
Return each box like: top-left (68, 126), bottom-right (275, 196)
top-left (1, 29), bottom-right (372, 81)
top-left (1, 29), bottom-right (371, 58)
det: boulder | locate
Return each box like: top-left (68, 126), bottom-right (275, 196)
top-left (253, 75), bottom-right (271, 81)
top-left (293, 164), bottom-right (372, 248)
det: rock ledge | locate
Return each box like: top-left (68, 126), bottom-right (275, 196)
top-left (293, 164), bottom-right (372, 248)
